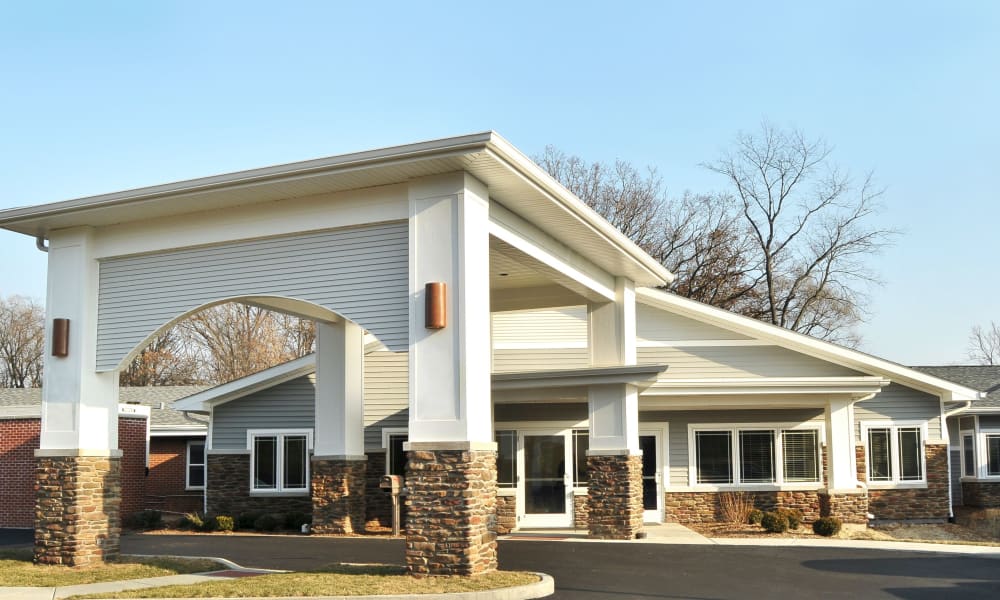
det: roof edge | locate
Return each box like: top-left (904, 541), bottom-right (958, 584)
top-left (173, 354), bottom-right (316, 412)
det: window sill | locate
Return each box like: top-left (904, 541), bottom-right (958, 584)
top-left (672, 484), bottom-right (823, 493)
top-left (185, 487), bottom-right (205, 492)
top-left (250, 490), bottom-right (310, 497)
top-left (497, 488), bottom-right (516, 497)
top-left (865, 482), bottom-right (927, 490)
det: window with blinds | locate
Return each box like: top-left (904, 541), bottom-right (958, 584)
top-left (739, 430), bottom-right (775, 483)
top-left (782, 430), bottom-right (820, 482)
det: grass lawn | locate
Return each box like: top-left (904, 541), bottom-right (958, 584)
top-left (70, 564), bottom-right (541, 598)
top-left (0, 548), bottom-right (221, 587)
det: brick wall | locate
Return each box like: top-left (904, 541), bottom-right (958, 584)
top-left (118, 417), bottom-right (147, 520)
top-left (147, 436), bottom-right (204, 514)
top-left (859, 444), bottom-right (950, 521)
top-left (0, 418), bottom-right (41, 527)
top-left (664, 490), bottom-right (824, 524)
top-left (961, 481), bottom-right (1000, 508)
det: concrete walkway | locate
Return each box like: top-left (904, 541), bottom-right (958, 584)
top-left (501, 523), bottom-right (713, 544)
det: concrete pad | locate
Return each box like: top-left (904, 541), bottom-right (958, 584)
top-left (638, 523), bottom-right (713, 544)
top-left (0, 588), bottom-right (53, 600)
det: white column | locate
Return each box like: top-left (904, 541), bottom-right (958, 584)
top-left (314, 320), bottom-right (365, 457)
top-left (407, 173), bottom-right (492, 445)
top-left (587, 277), bottom-right (638, 453)
top-left (825, 398), bottom-right (859, 492)
top-left (40, 227), bottom-right (119, 454)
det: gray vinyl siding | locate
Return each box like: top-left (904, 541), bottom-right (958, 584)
top-left (637, 303), bottom-right (753, 342)
top-left (979, 415), bottom-right (1000, 428)
top-left (853, 383), bottom-right (942, 441)
top-left (364, 351), bottom-right (408, 449)
top-left (639, 409), bottom-right (825, 487)
top-left (960, 416), bottom-right (977, 430)
top-left (492, 349), bottom-right (589, 373)
top-left (637, 346), bottom-right (861, 379)
top-left (211, 351), bottom-right (410, 452)
top-left (212, 375), bottom-right (317, 450)
top-left (97, 222), bottom-right (408, 370)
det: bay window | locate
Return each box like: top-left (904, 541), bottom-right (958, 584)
top-left (249, 430), bottom-right (312, 493)
top-left (691, 425), bottom-right (821, 487)
top-left (863, 423), bottom-right (925, 485)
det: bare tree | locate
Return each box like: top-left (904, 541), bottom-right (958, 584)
top-left (537, 122), bottom-right (896, 345)
top-left (0, 295), bottom-right (45, 388)
top-left (119, 330), bottom-right (202, 387)
top-left (969, 321), bottom-right (1000, 365)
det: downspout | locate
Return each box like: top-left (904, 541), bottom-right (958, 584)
top-left (35, 235), bottom-right (49, 252)
top-left (941, 397), bottom-right (972, 522)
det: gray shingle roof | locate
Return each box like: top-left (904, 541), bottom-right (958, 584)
top-left (0, 386), bottom-right (209, 431)
top-left (913, 366), bottom-right (1000, 410)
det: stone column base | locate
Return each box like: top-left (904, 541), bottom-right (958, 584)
top-left (311, 456), bottom-right (367, 534)
top-left (404, 444), bottom-right (497, 576)
top-left (819, 490), bottom-right (869, 524)
top-left (35, 453), bottom-right (122, 566)
top-left (587, 452), bottom-right (644, 540)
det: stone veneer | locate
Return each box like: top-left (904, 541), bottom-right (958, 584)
top-left (496, 494), bottom-right (516, 534)
top-left (962, 480), bottom-right (1000, 508)
top-left (574, 494), bottom-right (589, 528)
top-left (311, 457), bottom-right (367, 534)
top-left (818, 491), bottom-right (869, 524)
top-left (206, 454), bottom-right (311, 516)
top-left (587, 453), bottom-right (643, 539)
top-left (858, 444), bottom-right (949, 521)
top-left (35, 455), bottom-right (121, 566)
top-left (404, 448), bottom-right (497, 576)
top-left (664, 490), bottom-right (826, 524)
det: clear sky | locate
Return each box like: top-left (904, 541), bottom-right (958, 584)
top-left (0, 1), bottom-right (997, 365)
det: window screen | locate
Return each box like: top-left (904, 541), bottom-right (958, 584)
top-left (988, 435), bottom-right (1000, 477)
top-left (696, 431), bottom-right (732, 484)
top-left (253, 436), bottom-right (277, 490)
top-left (187, 441), bottom-right (206, 488)
top-left (963, 434), bottom-right (976, 477)
top-left (782, 430), bottom-right (820, 482)
top-left (868, 428), bottom-right (892, 482)
top-left (739, 430), bottom-right (775, 483)
top-left (898, 428), bottom-right (923, 481)
top-left (283, 435), bottom-right (308, 489)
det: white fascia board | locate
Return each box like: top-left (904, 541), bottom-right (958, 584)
top-left (172, 354), bottom-right (316, 412)
top-left (150, 428), bottom-right (208, 437)
top-left (488, 203), bottom-right (616, 301)
top-left (491, 364), bottom-right (667, 391)
top-left (484, 134), bottom-right (674, 286)
top-left (636, 287), bottom-right (982, 401)
top-left (0, 406), bottom-right (42, 418)
top-left (643, 376), bottom-right (890, 397)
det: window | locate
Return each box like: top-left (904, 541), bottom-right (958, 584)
top-left (186, 441), bottom-right (205, 490)
top-left (497, 430), bottom-right (516, 488)
top-left (387, 433), bottom-right (407, 477)
top-left (249, 430), bottom-right (311, 493)
top-left (988, 435), bottom-right (1000, 477)
top-left (692, 426), bottom-right (821, 487)
top-left (963, 434), bottom-right (976, 477)
top-left (572, 429), bottom-right (589, 487)
top-left (863, 423), bottom-right (925, 485)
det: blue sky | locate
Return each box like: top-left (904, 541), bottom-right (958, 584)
top-left (0, 1), bottom-right (997, 365)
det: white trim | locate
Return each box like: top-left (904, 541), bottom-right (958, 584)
top-left (185, 440), bottom-right (206, 491)
top-left (636, 339), bottom-right (770, 348)
top-left (149, 428), bottom-right (208, 438)
top-left (174, 355), bottom-right (315, 412)
top-left (686, 422), bottom-right (825, 489)
top-left (644, 376), bottom-right (889, 398)
top-left (640, 423), bottom-right (669, 523)
top-left (247, 428), bottom-right (314, 495)
top-left (636, 287), bottom-right (981, 401)
top-left (960, 428), bottom-right (977, 480)
top-left (860, 420), bottom-right (929, 488)
top-left (981, 431), bottom-right (1000, 479)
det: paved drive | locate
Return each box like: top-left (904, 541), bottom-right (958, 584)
top-left (118, 533), bottom-right (1000, 599)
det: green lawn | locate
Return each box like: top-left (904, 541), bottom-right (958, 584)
top-left (0, 548), bottom-right (221, 587)
top-left (70, 563), bottom-right (540, 598)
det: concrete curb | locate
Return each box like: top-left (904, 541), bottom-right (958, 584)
top-left (65, 573), bottom-right (555, 600)
top-left (708, 537), bottom-right (1000, 557)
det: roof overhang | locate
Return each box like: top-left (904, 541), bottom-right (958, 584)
top-left (173, 354), bottom-right (315, 412)
top-left (643, 376), bottom-right (890, 399)
top-left (491, 364), bottom-right (668, 392)
top-left (636, 288), bottom-right (983, 402)
top-left (0, 132), bottom-right (672, 287)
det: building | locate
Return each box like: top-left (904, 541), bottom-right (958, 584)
top-left (0, 132), bottom-right (981, 572)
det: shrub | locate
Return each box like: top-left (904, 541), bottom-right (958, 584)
top-left (200, 515), bottom-right (219, 532)
top-left (254, 514), bottom-right (280, 532)
top-left (284, 512), bottom-right (311, 531)
top-left (776, 508), bottom-right (803, 530)
top-left (237, 512), bottom-right (263, 530)
top-left (747, 508), bottom-right (764, 525)
top-left (719, 492), bottom-right (754, 524)
top-left (215, 515), bottom-right (235, 532)
top-left (760, 511), bottom-right (789, 533)
top-left (812, 517), bottom-right (842, 537)
top-left (125, 510), bottom-right (163, 530)
top-left (181, 512), bottom-right (205, 531)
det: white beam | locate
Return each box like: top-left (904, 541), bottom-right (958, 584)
top-left (314, 321), bottom-right (365, 457)
top-left (588, 383), bottom-right (640, 454)
top-left (588, 278), bottom-right (636, 367)
top-left (825, 398), bottom-right (859, 492)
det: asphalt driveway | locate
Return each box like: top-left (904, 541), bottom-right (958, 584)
top-left (3, 529), bottom-right (999, 599)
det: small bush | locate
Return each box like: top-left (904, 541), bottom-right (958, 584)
top-left (760, 511), bottom-right (789, 533)
top-left (719, 491), bottom-right (754, 524)
top-left (776, 508), bottom-right (803, 530)
top-left (237, 512), bottom-right (263, 530)
top-left (747, 508), bottom-right (764, 525)
top-left (254, 514), bottom-right (280, 532)
top-left (125, 510), bottom-right (163, 530)
top-left (284, 511), bottom-right (311, 531)
top-left (181, 512), bottom-right (205, 530)
top-left (215, 515), bottom-right (235, 532)
top-left (812, 517), bottom-right (842, 537)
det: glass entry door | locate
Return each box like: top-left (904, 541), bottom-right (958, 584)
top-left (519, 432), bottom-right (573, 528)
top-left (640, 432), bottom-right (663, 523)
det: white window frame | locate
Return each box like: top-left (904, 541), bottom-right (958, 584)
top-left (686, 422), bottom-right (824, 491)
top-left (247, 429), bottom-right (313, 494)
top-left (960, 428), bottom-right (977, 480)
top-left (980, 429), bottom-right (1000, 480)
top-left (186, 440), bottom-right (206, 491)
top-left (860, 421), bottom-right (928, 488)
top-left (381, 428), bottom-right (408, 476)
